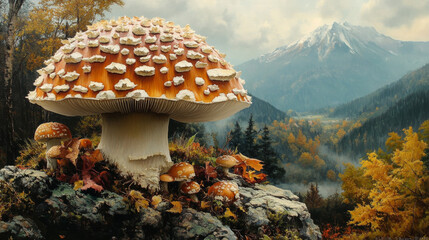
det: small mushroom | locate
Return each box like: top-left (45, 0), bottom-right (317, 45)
top-left (216, 155), bottom-right (239, 177)
top-left (207, 181), bottom-right (239, 203)
top-left (159, 162), bottom-right (195, 192)
top-left (34, 122), bottom-right (72, 170)
top-left (180, 181), bottom-right (201, 202)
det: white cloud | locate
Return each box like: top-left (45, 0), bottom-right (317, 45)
top-left (106, 0), bottom-right (429, 64)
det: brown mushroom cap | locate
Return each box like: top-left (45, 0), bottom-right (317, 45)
top-left (27, 16), bottom-right (251, 122)
top-left (167, 162), bottom-right (195, 181)
top-left (216, 155), bottom-right (238, 168)
top-left (180, 181), bottom-right (201, 194)
top-left (207, 181), bottom-right (239, 202)
top-left (34, 122), bottom-right (72, 142)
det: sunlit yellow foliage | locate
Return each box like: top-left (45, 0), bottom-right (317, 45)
top-left (298, 152), bottom-right (313, 167)
top-left (297, 130), bottom-right (307, 147)
top-left (419, 120), bottom-right (429, 143)
top-left (287, 133), bottom-right (296, 144)
top-left (385, 132), bottom-right (403, 152)
top-left (326, 169), bottom-right (336, 181)
top-left (339, 163), bottom-right (373, 205)
top-left (347, 127), bottom-right (429, 237)
top-left (314, 155), bottom-right (325, 169)
top-left (336, 128), bottom-right (346, 140)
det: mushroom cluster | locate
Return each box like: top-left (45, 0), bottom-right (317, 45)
top-left (27, 16), bottom-right (251, 190)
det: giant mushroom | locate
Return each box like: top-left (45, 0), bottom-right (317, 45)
top-left (27, 16), bottom-right (251, 190)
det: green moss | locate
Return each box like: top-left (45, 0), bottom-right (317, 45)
top-left (0, 180), bottom-right (34, 220)
top-left (15, 140), bottom-right (46, 169)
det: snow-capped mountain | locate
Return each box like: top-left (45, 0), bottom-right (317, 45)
top-left (237, 22), bottom-right (429, 112)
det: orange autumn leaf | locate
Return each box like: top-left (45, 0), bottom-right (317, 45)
top-left (151, 195), bottom-right (162, 208)
top-left (232, 153), bottom-right (264, 171)
top-left (89, 149), bottom-right (104, 163)
top-left (200, 201), bottom-right (211, 209)
top-left (167, 201), bottom-right (183, 213)
top-left (73, 180), bottom-right (83, 190)
top-left (223, 208), bottom-right (237, 220)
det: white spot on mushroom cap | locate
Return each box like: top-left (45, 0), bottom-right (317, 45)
top-left (204, 89), bottom-right (210, 95)
top-left (139, 55), bottom-right (151, 63)
top-left (96, 90), bottom-right (116, 99)
top-left (169, 54), bottom-right (177, 60)
top-left (100, 44), bottom-right (120, 54)
top-left (82, 65), bottom-right (91, 73)
top-left (62, 44), bottom-right (75, 54)
top-left (52, 52), bottom-right (63, 63)
top-left (126, 90), bottom-right (149, 100)
top-left (105, 62), bottom-right (127, 74)
top-left (153, 54), bottom-right (167, 64)
top-left (88, 40), bottom-right (99, 47)
top-left (195, 61), bottom-right (207, 68)
top-left (87, 31), bottom-right (100, 39)
top-left (57, 69), bottom-right (65, 77)
top-left (201, 45), bottom-right (213, 54)
top-left (184, 41), bottom-right (198, 48)
top-left (45, 93), bottom-right (56, 100)
top-left (121, 48), bottom-right (130, 55)
top-left (120, 36), bottom-right (142, 46)
top-left (62, 71), bottom-right (80, 82)
top-left (164, 81), bottom-right (172, 87)
top-left (83, 55), bottom-right (106, 63)
top-left (72, 85), bottom-right (88, 93)
top-left (208, 84), bottom-right (219, 92)
top-left (160, 67), bottom-right (168, 74)
top-left (126, 58), bottom-right (136, 65)
top-left (99, 36), bottom-right (110, 44)
top-left (195, 77), bottom-right (205, 86)
top-left (173, 76), bottom-right (185, 86)
top-left (64, 52), bottom-right (83, 63)
top-left (114, 78), bottom-right (137, 90)
top-left (26, 90), bottom-right (38, 101)
top-left (34, 76), bottom-right (44, 87)
top-left (176, 90), bottom-right (196, 101)
top-left (207, 69), bottom-right (236, 81)
top-left (174, 48), bottom-right (184, 55)
top-left (232, 88), bottom-right (247, 96)
top-left (135, 65), bottom-right (155, 76)
top-left (115, 24), bottom-right (129, 33)
top-left (160, 34), bottom-right (173, 42)
top-left (186, 50), bottom-right (204, 60)
top-left (175, 60), bottom-right (193, 72)
top-left (149, 45), bottom-right (158, 51)
top-left (141, 19), bottom-right (151, 27)
top-left (49, 72), bottom-right (56, 79)
top-left (89, 81), bottom-right (104, 91)
top-left (77, 42), bottom-right (86, 49)
top-left (53, 84), bottom-right (70, 93)
top-left (150, 26), bottom-right (161, 34)
top-left (132, 25), bottom-right (146, 35)
top-left (208, 55), bottom-right (219, 63)
top-left (161, 45), bottom-right (171, 52)
top-left (145, 35), bottom-right (157, 43)
top-left (227, 93), bottom-right (238, 101)
top-left (112, 32), bottom-right (120, 39)
top-left (103, 25), bottom-right (112, 31)
top-left (40, 84), bottom-right (53, 93)
top-left (134, 47), bottom-right (149, 56)
top-left (212, 93), bottom-right (228, 103)
top-left (43, 64), bottom-right (55, 74)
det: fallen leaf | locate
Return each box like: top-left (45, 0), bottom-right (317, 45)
top-left (151, 195), bottom-right (162, 208)
top-left (223, 208), bottom-right (237, 220)
top-left (73, 180), bottom-right (83, 190)
top-left (167, 201), bottom-right (182, 213)
top-left (135, 199), bottom-right (149, 212)
top-left (200, 201), bottom-right (211, 209)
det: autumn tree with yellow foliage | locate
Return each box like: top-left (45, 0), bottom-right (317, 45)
top-left (341, 125), bottom-right (429, 238)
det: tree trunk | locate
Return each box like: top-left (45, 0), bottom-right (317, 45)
top-left (4, 0), bottom-right (25, 164)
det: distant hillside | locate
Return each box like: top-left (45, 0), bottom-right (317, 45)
top-left (336, 89), bottom-right (429, 157)
top-left (330, 63), bottom-right (429, 119)
top-left (237, 22), bottom-right (429, 112)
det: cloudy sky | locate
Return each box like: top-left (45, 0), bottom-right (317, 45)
top-left (106, 0), bottom-right (429, 65)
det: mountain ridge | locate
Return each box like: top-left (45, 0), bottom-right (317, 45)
top-left (237, 22), bottom-right (429, 112)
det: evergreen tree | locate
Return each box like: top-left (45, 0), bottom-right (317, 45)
top-left (258, 125), bottom-right (285, 182)
top-left (242, 114), bottom-right (258, 157)
top-left (229, 121), bottom-right (243, 151)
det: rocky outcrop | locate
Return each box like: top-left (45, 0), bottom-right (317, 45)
top-left (0, 166), bottom-right (321, 239)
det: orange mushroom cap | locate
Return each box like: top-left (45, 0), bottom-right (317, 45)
top-left (160, 174), bottom-right (174, 183)
top-left (180, 181), bottom-right (201, 195)
top-left (207, 181), bottom-right (239, 202)
top-left (216, 155), bottom-right (238, 168)
top-left (27, 16), bottom-right (251, 122)
top-left (34, 122), bottom-right (72, 142)
top-left (167, 162), bottom-right (195, 181)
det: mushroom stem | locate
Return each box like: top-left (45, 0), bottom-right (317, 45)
top-left (46, 139), bottom-right (62, 170)
top-left (98, 112), bottom-right (173, 191)
top-left (189, 194), bottom-right (199, 203)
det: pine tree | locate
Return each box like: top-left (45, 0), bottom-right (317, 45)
top-left (258, 125), bottom-right (285, 182)
top-left (229, 121), bottom-right (243, 151)
top-left (242, 114), bottom-right (258, 157)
